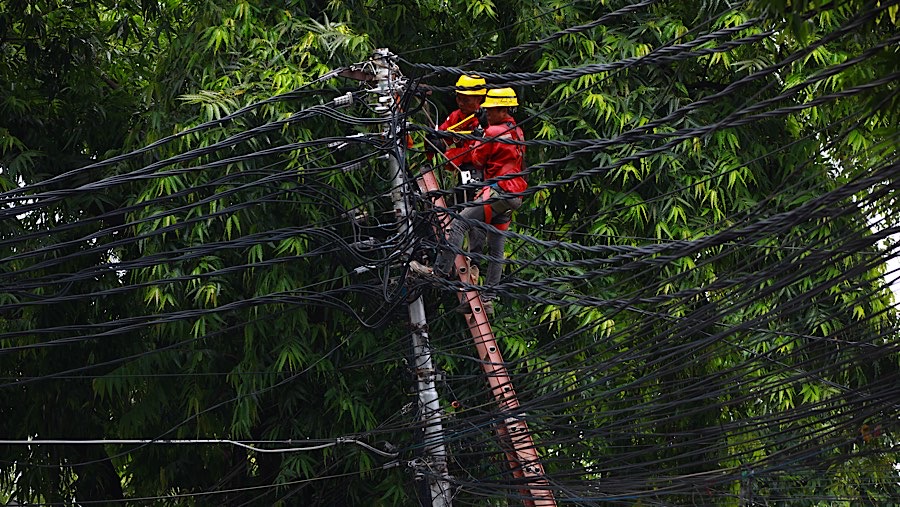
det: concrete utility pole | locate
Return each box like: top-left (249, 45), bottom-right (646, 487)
top-left (369, 48), bottom-right (453, 507)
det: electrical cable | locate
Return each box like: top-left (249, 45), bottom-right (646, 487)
top-left (2, 2), bottom-right (898, 504)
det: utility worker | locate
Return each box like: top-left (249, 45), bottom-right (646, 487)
top-left (426, 74), bottom-right (486, 203)
top-left (431, 87), bottom-right (527, 316)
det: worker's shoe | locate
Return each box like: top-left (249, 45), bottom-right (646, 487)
top-left (409, 260), bottom-right (434, 277)
top-left (455, 297), bottom-right (494, 317)
top-left (469, 264), bottom-right (480, 285)
top-left (455, 295), bottom-right (476, 314)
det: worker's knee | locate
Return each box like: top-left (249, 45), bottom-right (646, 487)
top-left (489, 197), bottom-right (522, 224)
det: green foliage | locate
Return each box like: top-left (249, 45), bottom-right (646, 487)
top-left (0, 0), bottom-right (897, 504)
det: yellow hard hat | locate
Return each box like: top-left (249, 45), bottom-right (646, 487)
top-left (481, 87), bottom-right (518, 108)
top-left (455, 75), bottom-right (487, 96)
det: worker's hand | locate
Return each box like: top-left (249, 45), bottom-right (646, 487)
top-left (476, 108), bottom-right (488, 128)
top-left (425, 132), bottom-right (447, 153)
top-left (471, 126), bottom-right (484, 138)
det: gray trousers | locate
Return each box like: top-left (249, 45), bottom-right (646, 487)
top-left (435, 189), bottom-right (522, 301)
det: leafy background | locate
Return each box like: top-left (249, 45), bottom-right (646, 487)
top-left (0, 0), bottom-right (897, 505)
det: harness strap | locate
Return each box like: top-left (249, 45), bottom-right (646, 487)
top-left (478, 186), bottom-right (512, 231)
top-left (479, 186), bottom-right (493, 224)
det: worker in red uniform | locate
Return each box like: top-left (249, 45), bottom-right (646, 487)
top-left (431, 87), bottom-right (527, 316)
top-left (426, 74), bottom-right (486, 203)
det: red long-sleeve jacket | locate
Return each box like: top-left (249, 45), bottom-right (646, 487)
top-left (438, 110), bottom-right (481, 168)
top-left (471, 115), bottom-right (527, 194)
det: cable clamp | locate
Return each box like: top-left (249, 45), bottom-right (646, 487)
top-left (333, 92), bottom-right (353, 107)
top-left (382, 460), bottom-right (398, 469)
top-left (341, 161), bottom-right (364, 173)
top-left (329, 132), bottom-right (366, 149)
top-left (353, 264), bottom-right (377, 274)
